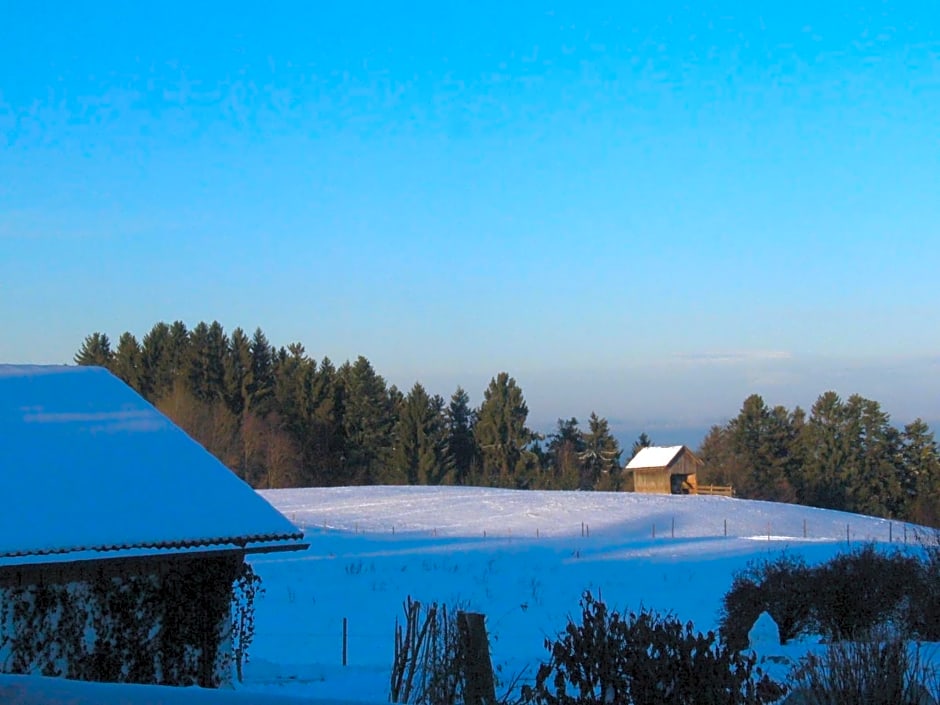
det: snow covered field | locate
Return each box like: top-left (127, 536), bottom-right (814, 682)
top-left (243, 486), bottom-right (922, 702)
top-left (2, 486), bottom-right (931, 704)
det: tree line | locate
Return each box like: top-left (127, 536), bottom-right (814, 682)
top-left (699, 393), bottom-right (940, 526)
top-left (74, 322), bottom-right (623, 491)
top-left (74, 321), bottom-right (940, 527)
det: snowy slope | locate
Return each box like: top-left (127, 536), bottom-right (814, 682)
top-left (244, 486), bottom-right (926, 702)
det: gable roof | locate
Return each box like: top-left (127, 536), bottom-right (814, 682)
top-left (625, 445), bottom-right (700, 471)
top-left (0, 365), bottom-right (307, 567)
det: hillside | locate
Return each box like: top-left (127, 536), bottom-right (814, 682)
top-left (243, 486), bottom-right (922, 702)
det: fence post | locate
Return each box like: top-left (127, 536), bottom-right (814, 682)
top-left (671, 517), bottom-right (675, 539)
top-left (724, 518), bottom-right (727, 537)
top-left (846, 524), bottom-right (850, 546)
top-left (458, 612), bottom-right (497, 705)
top-left (803, 519), bottom-right (807, 539)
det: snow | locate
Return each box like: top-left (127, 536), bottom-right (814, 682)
top-left (1, 484), bottom-right (934, 703)
top-left (0, 365), bottom-right (305, 564)
top-left (624, 445), bottom-right (686, 469)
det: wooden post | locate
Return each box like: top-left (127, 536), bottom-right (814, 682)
top-left (803, 519), bottom-right (807, 539)
top-left (846, 523), bottom-right (850, 545)
top-left (458, 612), bottom-right (496, 705)
top-left (342, 617), bottom-right (348, 666)
top-left (724, 518), bottom-right (727, 537)
top-left (889, 522), bottom-right (893, 543)
top-left (671, 517), bottom-right (675, 539)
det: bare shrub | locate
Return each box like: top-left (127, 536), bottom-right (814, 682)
top-left (787, 629), bottom-right (939, 705)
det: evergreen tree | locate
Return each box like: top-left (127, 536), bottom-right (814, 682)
top-left (474, 372), bottom-right (535, 488)
top-left (444, 386), bottom-right (477, 485)
top-left (392, 383), bottom-right (450, 485)
top-left (340, 356), bottom-right (395, 484)
top-left (186, 322), bottom-right (214, 401)
top-left (799, 391), bottom-right (854, 511)
top-left (111, 332), bottom-right (143, 392)
top-left (547, 417), bottom-right (584, 489)
top-left (901, 419), bottom-right (940, 525)
top-left (630, 432), bottom-right (653, 460)
top-left (248, 327), bottom-right (275, 414)
top-left (727, 394), bottom-right (798, 502)
top-left (140, 322), bottom-right (174, 401)
top-left (581, 412), bottom-right (622, 490)
top-left (224, 328), bottom-right (253, 416)
top-left (74, 332), bottom-right (113, 367)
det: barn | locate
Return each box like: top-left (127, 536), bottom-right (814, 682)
top-left (625, 445), bottom-right (702, 494)
top-left (0, 365), bottom-right (308, 688)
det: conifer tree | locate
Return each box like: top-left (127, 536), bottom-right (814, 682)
top-left (340, 356), bottom-right (395, 484)
top-left (445, 386), bottom-right (477, 485)
top-left (140, 322), bottom-right (174, 401)
top-left (224, 328), bottom-right (253, 416)
top-left (392, 383), bottom-right (450, 485)
top-left (547, 417), bottom-right (584, 489)
top-left (248, 327), bottom-right (275, 414)
top-left (74, 332), bottom-right (113, 367)
top-left (581, 412), bottom-right (622, 490)
top-left (474, 372), bottom-right (535, 487)
top-left (111, 332), bottom-right (143, 392)
top-left (630, 432), bottom-right (653, 460)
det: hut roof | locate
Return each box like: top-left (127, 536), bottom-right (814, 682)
top-left (0, 365), bottom-right (307, 567)
top-left (625, 445), bottom-right (700, 471)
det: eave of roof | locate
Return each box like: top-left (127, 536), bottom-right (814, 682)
top-left (0, 533), bottom-right (309, 569)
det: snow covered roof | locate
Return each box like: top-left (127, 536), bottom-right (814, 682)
top-left (625, 445), bottom-right (698, 470)
top-left (0, 365), bottom-right (307, 567)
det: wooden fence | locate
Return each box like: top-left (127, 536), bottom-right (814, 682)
top-left (695, 484), bottom-right (734, 497)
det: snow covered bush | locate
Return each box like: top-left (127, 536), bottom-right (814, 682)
top-left (523, 592), bottom-right (783, 705)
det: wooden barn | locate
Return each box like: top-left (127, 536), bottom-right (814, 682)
top-left (0, 365), bottom-right (309, 688)
top-left (625, 445), bottom-right (702, 494)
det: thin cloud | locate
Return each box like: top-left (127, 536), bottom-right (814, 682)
top-left (672, 351), bottom-right (793, 365)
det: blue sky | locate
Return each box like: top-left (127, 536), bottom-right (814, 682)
top-left (2, 2), bottom-right (939, 438)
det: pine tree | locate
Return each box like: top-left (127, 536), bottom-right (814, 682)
top-left (111, 332), bottom-right (143, 392)
top-left (140, 322), bottom-right (173, 401)
top-left (444, 387), bottom-right (477, 485)
top-left (581, 413), bottom-right (622, 490)
top-left (547, 417), bottom-right (584, 489)
top-left (799, 392), bottom-right (851, 511)
top-left (224, 328), bottom-right (253, 416)
top-left (74, 332), bottom-right (113, 367)
top-left (248, 327), bottom-right (275, 414)
top-left (901, 419), bottom-right (940, 525)
top-left (340, 356), bottom-right (395, 484)
top-left (474, 372), bottom-right (535, 488)
top-left (392, 383), bottom-right (450, 485)
top-left (630, 432), bottom-right (653, 460)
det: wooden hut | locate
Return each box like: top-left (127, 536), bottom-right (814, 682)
top-left (625, 445), bottom-right (702, 494)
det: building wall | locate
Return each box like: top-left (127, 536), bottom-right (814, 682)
top-left (633, 468), bottom-right (671, 493)
top-left (0, 551), bottom-right (243, 688)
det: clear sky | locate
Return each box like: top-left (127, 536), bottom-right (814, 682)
top-left (2, 2), bottom-right (939, 438)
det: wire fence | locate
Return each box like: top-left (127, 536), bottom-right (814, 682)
top-left (286, 513), bottom-right (927, 546)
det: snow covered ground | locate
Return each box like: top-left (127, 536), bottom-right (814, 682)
top-left (2, 485), bottom-right (932, 704)
top-left (243, 486), bottom-right (925, 702)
